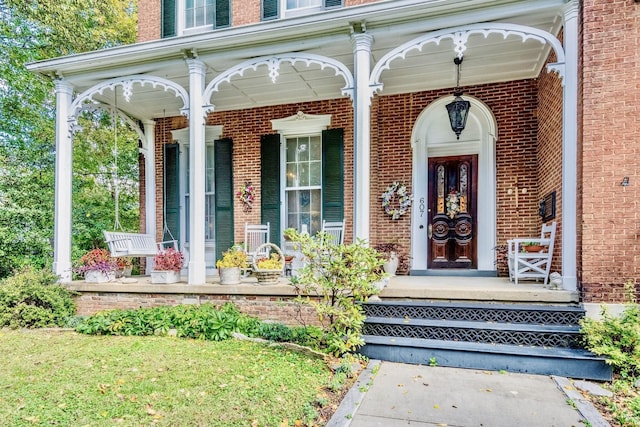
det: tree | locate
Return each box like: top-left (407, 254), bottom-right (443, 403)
top-left (0, 1), bottom-right (138, 278)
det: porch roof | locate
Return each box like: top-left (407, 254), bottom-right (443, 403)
top-left (27, 0), bottom-right (566, 121)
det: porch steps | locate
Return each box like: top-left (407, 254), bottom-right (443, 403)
top-left (359, 301), bottom-right (612, 381)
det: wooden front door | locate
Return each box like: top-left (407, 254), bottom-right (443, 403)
top-left (427, 155), bottom-right (478, 269)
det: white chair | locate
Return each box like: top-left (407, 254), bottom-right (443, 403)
top-left (321, 219), bottom-right (345, 245)
top-left (507, 222), bottom-right (557, 285)
top-left (244, 222), bottom-right (270, 262)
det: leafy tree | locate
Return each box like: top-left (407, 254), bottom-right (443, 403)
top-left (0, 1), bottom-right (138, 278)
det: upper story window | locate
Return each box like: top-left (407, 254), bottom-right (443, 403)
top-left (162, 0), bottom-right (230, 38)
top-left (262, 0), bottom-right (342, 21)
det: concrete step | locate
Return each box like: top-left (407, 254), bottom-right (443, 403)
top-left (361, 335), bottom-right (612, 381)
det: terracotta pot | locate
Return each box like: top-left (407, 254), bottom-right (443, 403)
top-left (524, 245), bottom-right (545, 253)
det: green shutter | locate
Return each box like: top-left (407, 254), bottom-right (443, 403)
top-left (215, 0), bottom-right (230, 28)
top-left (262, 0), bottom-right (279, 20)
top-left (322, 128), bottom-right (344, 223)
top-left (324, 0), bottom-right (342, 8)
top-left (261, 134), bottom-right (281, 244)
top-left (161, 0), bottom-right (176, 38)
top-left (163, 144), bottom-right (180, 242)
top-left (215, 138), bottom-right (234, 262)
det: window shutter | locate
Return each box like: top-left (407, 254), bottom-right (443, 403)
top-left (161, 0), bottom-right (177, 38)
top-left (215, 138), bottom-right (234, 262)
top-left (324, 0), bottom-right (342, 8)
top-left (163, 144), bottom-right (180, 242)
top-left (215, 0), bottom-right (231, 28)
top-left (262, 0), bottom-right (279, 21)
top-left (261, 134), bottom-right (281, 244)
top-left (322, 128), bottom-right (344, 223)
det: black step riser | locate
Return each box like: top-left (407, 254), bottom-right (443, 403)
top-left (363, 303), bottom-right (584, 326)
top-left (363, 322), bottom-right (581, 348)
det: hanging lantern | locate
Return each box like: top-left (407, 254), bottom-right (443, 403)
top-left (446, 57), bottom-right (471, 140)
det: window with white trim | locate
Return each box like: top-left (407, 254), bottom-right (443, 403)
top-left (285, 135), bottom-right (322, 235)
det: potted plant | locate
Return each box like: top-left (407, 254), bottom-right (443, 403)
top-left (216, 245), bottom-right (247, 285)
top-left (115, 257), bottom-right (133, 278)
top-left (373, 242), bottom-right (409, 276)
top-left (521, 242), bottom-right (545, 253)
top-left (252, 243), bottom-right (285, 284)
top-left (151, 247), bottom-right (184, 284)
top-left (75, 248), bottom-right (118, 283)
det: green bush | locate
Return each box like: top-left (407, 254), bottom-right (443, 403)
top-left (257, 322), bottom-right (324, 349)
top-left (76, 303), bottom-right (262, 341)
top-left (286, 229), bottom-right (385, 355)
top-left (581, 304), bottom-right (640, 379)
top-left (0, 267), bottom-right (77, 328)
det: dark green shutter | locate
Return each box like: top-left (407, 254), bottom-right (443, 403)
top-left (215, 0), bottom-right (230, 28)
top-left (215, 138), bottom-right (234, 262)
top-left (322, 128), bottom-right (344, 223)
top-left (163, 144), bottom-right (180, 243)
top-left (262, 0), bottom-right (279, 20)
top-left (261, 134), bottom-right (281, 244)
top-left (324, 0), bottom-right (342, 8)
top-left (161, 0), bottom-right (176, 38)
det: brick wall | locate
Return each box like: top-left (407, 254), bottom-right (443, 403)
top-left (73, 291), bottom-right (319, 326)
top-left (580, 0), bottom-right (640, 302)
top-left (152, 82), bottom-right (541, 278)
top-left (136, 0), bottom-right (383, 42)
top-left (137, 0), bottom-right (160, 42)
top-left (154, 99), bottom-right (354, 245)
top-left (537, 31), bottom-right (564, 275)
top-left (373, 81), bottom-right (540, 275)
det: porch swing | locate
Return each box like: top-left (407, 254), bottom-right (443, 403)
top-left (103, 97), bottom-right (177, 258)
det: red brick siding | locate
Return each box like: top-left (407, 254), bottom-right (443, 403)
top-left (537, 31), bottom-right (564, 276)
top-left (137, 0), bottom-right (160, 42)
top-left (155, 100), bottom-right (354, 245)
top-left (581, 0), bottom-right (640, 302)
top-left (74, 292), bottom-right (319, 326)
top-left (373, 81), bottom-right (540, 275)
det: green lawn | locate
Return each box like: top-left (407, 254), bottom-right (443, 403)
top-left (0, 330), bottom-right (334, 426)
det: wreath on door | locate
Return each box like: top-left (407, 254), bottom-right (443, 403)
top-left (381, 182), bottom-right (412, 220)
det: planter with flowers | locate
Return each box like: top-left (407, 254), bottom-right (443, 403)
top-left (115, 257), bottom-right (133, 278)
top-left (75, 248), bottom-right (118, 283)
top-left (252, 243), bottom-right (284, 284)
top-left (216, 245), bottom-right (248, 285)
top-left (151, 247), bottom-right (184, 284)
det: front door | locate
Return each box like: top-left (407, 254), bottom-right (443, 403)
top-left (427, 155), bottom-right (478, 269)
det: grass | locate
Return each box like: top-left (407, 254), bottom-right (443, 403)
top-left (0, 329), bottom-right (337, 426)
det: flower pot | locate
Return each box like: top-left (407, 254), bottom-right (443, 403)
top-left (150, 270), bottom-right (181, 284)
top-left (84, 270), bottom-right (115, 283)
top-left (116, 266), bottom-right (133, 278)
top-left (254, 270), bottom-right (281, 284)
top-left (382, 251), bottom-right (399, 276)
top-left (219, 267), bottom-right (241, 285)
top-left (523, 245), bottom-right (545, 253)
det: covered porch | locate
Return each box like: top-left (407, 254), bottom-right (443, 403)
top-left (28, 0), bottom-right (580, 293)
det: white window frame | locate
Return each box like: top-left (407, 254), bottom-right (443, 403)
top-left (283, 0), bottom-right (322, 18)
top-left (177, 0), bottom-right (218, 36)
top-left (271, 112), bottom-right (331, 245)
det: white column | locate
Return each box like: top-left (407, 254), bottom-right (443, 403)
top-left (351, 32), bottom-right (373, 243)
top-left (142, 120), bottom-right (157, 275)
top-left (53, 80), bottom-right (74, 282)
top-left (561, 0), bottom-right (578, 291)
top-left (186, 58), bottom-right (207, 284)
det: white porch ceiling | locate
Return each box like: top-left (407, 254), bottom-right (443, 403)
top-left (28, 0), bottom-right (566, 122)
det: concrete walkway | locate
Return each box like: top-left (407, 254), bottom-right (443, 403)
top-left (328, 360), bottom-right (610, 427)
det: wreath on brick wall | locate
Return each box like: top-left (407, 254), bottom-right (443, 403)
top-left (380, 182), bottom-right (412, 220)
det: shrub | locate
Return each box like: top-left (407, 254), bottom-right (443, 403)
top-left (286, 229), bottom-right (385, 355)
top-left (0, 267), bottom-right (77, 328)
top-left (581, 280), bottom-right (640, 379)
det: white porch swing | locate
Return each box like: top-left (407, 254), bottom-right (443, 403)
top-left (103, 98), bottom-right (177, 257)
